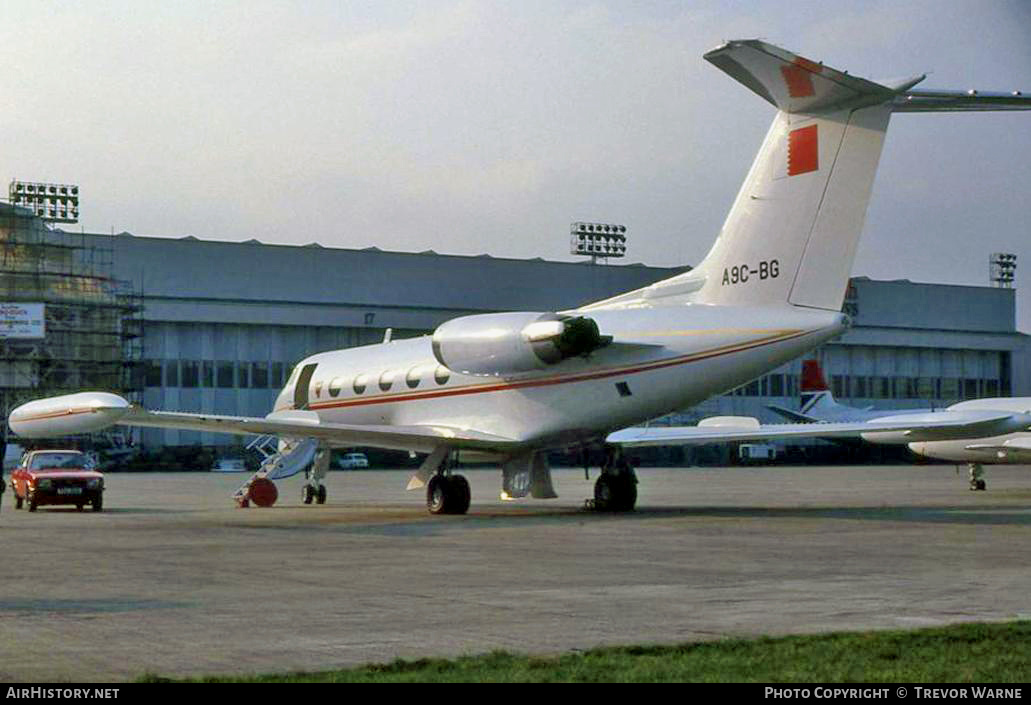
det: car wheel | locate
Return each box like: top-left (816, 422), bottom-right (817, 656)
top-left (28, 493), bottom-right (38, 512)
top-left (92, 493), bottom-right (104, 512)
top-left (14, 492), bottom-right (23, 510)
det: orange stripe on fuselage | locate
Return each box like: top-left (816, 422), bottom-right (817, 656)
top-left (12, 407), bottom-right (100, 423)
top-left (295, 328), bottom-right (810, 413)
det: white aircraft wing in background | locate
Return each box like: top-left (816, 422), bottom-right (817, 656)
top-left (607, 410), bottom-right (1031, 447)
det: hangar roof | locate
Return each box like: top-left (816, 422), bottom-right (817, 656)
top-left (86, 232), bottom-right (687, 313)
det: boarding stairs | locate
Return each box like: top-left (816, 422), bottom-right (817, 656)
top-left (232, 435), bottom-right (319, 506)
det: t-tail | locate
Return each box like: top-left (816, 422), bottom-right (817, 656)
top-left (587, 40), bottom-right (1031, 312)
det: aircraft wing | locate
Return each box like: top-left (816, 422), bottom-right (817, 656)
top-left (8, 392), bottom-right (521, 453)
top-left (608, 410), bottom-right (1031, 447)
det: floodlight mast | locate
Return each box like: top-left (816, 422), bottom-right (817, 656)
top-left (989, 252), bottom-right (1017, 289)
top-left (570, 221), bottom-right (627, 264)
top-left (8, 180), bottom-right (80, 224)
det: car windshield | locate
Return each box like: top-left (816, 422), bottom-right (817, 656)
top-left (29, 453), bottom-right (87, 470)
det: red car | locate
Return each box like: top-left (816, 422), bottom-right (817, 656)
top-left (10, 450), bottom-right (104, 512)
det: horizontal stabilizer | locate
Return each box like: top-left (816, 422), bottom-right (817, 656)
top-left (704, 39), bottom-right (899, 114)
top-left (895, 89), bottom-right (1031, 112)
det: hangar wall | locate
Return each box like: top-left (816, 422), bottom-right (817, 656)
top-left (75, 231), bottom-right (1029, 449)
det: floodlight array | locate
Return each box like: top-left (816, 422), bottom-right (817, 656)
top-left (989, 252), bottom-right (1017, 288)
top-left (570, 221), bottom-right (627, 258)
top-left (9, 180), bottom-right (80, 223)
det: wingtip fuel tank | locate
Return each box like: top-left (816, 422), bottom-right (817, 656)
top-left (9, 392), bottom-right (130, 438)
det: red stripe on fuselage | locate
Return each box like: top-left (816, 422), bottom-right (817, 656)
top-left (299, 328), bottom-right (811, 413)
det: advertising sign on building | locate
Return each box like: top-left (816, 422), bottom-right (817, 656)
top-left (0, 303), bottom-right (45, 339)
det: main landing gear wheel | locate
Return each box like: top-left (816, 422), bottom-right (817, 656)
top-left (426, 474), bottom-right (471, 515)
top-left (316, 485), bottom-right (327, 505)
top-left (593, 473), bottom-right (637, 512)
top-left (302, 484), bottom-right (314, 504)
top-left (968, 463), bottom-right (987, 491)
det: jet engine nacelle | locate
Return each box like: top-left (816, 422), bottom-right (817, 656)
top-left (431, 312), bottom-right (609, 376)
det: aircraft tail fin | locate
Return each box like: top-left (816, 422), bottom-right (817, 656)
top-left (582, 40), bottom-right (1030, 314)
top-left (665, 41), bottom-right (1028, 312)
top-left (801, 359), bottom-right (829, 392)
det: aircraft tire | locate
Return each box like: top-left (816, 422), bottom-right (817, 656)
top-left (594, 474), bottom-right (637, 512)
top-left (302, 484), bottom-right (314, 505)
top-left (427, 475), bottom-right (449, 514)
top-left (449, 475), bottom-right (471, 515)
top-left (316, 485), bottom-right (327, 504)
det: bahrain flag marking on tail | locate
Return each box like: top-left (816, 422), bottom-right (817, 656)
top-left (787, 124), bottom-right (819, 176)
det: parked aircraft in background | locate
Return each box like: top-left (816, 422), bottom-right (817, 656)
top-left (767, 359), bottom-right (942, 424)
top-left (10, 40), bottom-right (1031, 514)
top-left (766, 360), bottom-right (1031, 490)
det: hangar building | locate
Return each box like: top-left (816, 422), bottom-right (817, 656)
top-left (13, 219), bottom-right (1031, 450)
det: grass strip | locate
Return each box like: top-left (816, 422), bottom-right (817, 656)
top-left (140, 620), bottom-right (1031, 683)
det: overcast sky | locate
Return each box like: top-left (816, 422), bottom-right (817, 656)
top-left (3, 1), bottom-right (1030, 327)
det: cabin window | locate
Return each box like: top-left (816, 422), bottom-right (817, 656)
top-left (434, 366), bottom-right (450, 385)
top-left (406, 366), bottom-right (422, 389)
top-left (353, 374), bottom-right (369, 394)
top-left (379, 370), bottom-right (395, 392)
top-left (329, 377), bottom-right (346, 397)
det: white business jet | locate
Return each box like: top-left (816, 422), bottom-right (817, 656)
top-left (767, 360), bottom-right (1031, 491)
top-left (10, 40), bottom-right (1031, 514)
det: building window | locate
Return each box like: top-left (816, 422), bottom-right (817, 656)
top-left (144, 361), bottom-right (162, 388)
top-left (165, 361), bottom-right (179, 388)
top-left (252, 362), bottom-right (269, 389)
top-left (769, 374), bottom-right (784, 397)
top-left (202, 361), bottom-right (214, 388)
top-left (917, 377), bottom-right (937, 399)
top-left (217, 361), bottom-right (234, 388)
top-left (985, 379), bottom-right (999, 396)
top-left (238, 363), bottom-right (250, 389)
top-left (272, 362), bottom-right (284, 388)
top-left (832, 375), bottom-right (846, 399)
top-left (853, 376), bottom-right (868, 398)
top-left (181, 361), bottom-right (199, 388)
top-left (941, 378), bottom-right (960, 400)
top-left (963, 379), bottom-right (979, 399)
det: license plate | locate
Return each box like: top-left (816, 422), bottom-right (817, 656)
top-left (57, 488), bottom-right (83, 496)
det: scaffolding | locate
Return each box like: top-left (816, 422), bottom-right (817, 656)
top-left (0, 201), bottom-right (142, 449)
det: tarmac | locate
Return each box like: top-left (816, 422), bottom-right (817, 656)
top-left (2, 464), bottom-right (1030, 682)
